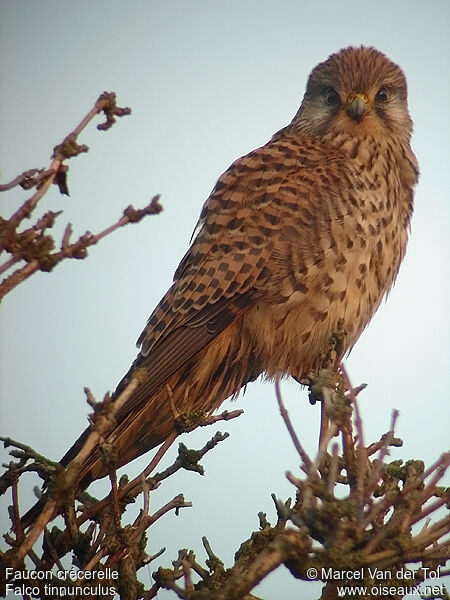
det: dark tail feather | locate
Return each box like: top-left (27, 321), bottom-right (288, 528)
top-left (20, 296), bottom-right (258, 530)
top-left (21, 497), bottom-right (47, 530)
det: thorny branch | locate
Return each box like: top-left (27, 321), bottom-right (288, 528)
top-left (0, 92), bottom-right (164, 302)
top-left (149, 374), bottom-right (449, 600)
top-left (1, 360), bottom-right (448, 600)
top-left (0, 398), bottom-right (244, 597)
top-left (1, 371), bottom-right (448, 600)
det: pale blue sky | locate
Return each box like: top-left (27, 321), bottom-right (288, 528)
top-left (1, 1), bottom-right (449, 598)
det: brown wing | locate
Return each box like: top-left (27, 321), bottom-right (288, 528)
top-left (111, 138), bottom-right (309, 418)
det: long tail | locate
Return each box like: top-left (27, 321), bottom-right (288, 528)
top-left (21, 309), bottom-right (260, 529)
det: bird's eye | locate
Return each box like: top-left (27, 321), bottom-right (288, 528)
top-left (323, 87), bottom-right (340, 107)
top-left (375, 87), bottom-right (389, 103)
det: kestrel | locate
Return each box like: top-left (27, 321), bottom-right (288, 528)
top-left (25, 46), bottom-right (419, 521)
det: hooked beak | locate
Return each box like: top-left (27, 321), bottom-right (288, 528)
top-left (345, 93), bottom-right (370, 122)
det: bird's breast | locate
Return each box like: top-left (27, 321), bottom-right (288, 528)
top-left (242, 163), bottom-right (410, 379)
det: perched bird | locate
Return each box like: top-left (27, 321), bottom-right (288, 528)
top-left (25, 46), bottom-right (419, 522)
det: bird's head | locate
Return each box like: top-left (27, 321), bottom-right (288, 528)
top-left (292, 46), bottom-right (413, 142)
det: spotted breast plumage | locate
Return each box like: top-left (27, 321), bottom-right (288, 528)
top-left (25, 46), bottom-right (419, 521)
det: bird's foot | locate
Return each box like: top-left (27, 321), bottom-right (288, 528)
top-left (304, 368), bottom-right (340, 406)
top-left (327, 319), bottom-right (348, 369)
top-left (299, 367), bottom-right (351, 454)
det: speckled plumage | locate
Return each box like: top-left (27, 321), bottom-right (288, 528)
top-left (64, 46), bottom-right (419, 487)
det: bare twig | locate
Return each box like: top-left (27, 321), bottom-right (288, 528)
top-left (10, 376), bottom-right (141, 566)
top-left (275, 378), bottom-right (314, 475)
top-left (0, 168), bottom-right (44, 192)
top-left (340, 364), bottom-right (366, 526)
top-left (0, 195), bottom-right (163, 300)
